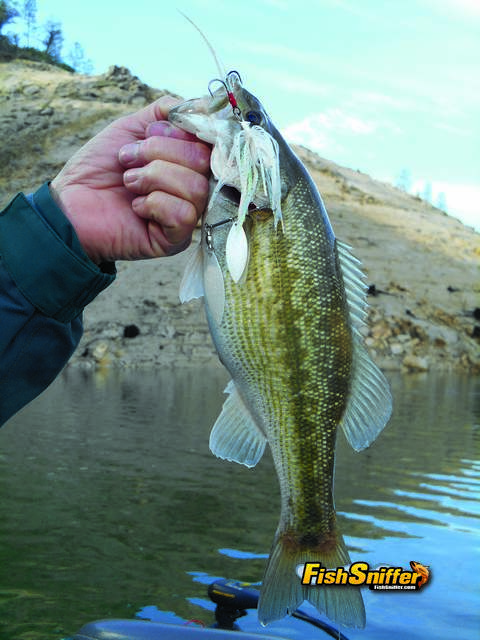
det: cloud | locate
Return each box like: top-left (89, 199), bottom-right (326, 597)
top-left (282, 108), bottom-right (376, 153)
top-left (433, 122), bottom-right (471, 137)
top-left (283, 120), bottom-right (331, 152)
top-left (273, 75), bottom-right (329, 97)
top-left (423, 0), bottom-right (480, 19)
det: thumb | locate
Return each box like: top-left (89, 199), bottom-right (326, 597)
top-left (121, 95), bottom-right (185, 136)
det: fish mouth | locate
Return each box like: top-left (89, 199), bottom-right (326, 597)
top-left (220, 185), bottom-right (258, 212)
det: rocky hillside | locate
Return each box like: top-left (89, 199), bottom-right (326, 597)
top-left (1, 60), bottom-right (478, 373)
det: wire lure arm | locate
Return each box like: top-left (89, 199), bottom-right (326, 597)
top-left (205, 217), bottom-right (235, 251)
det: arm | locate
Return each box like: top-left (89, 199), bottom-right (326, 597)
top-left (0, 184), bottom-right (113, 425)
top-left (0, 96), bottom-right (211, 427)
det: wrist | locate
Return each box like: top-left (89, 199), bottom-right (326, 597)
top-left (49, 179), bottom-right (101, 265)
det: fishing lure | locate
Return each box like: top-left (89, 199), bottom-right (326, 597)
top-left (208, 73), bottom-right (282, 283)
top-left (179, 13), bottom-right (282, 283)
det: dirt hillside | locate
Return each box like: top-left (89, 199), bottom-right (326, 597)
top-left (1, 60), bottom-right (478, 373)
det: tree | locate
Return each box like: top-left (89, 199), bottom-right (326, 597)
top-left (396, 168), bottom-right (412, 193)
top-left (43, 19), bottom-right (63, 61)
top-left (422, 181), bottom-right (432, 204)
top-left (0, 0), bottom-right (18, 35)
top-left (22, 0), bottom-right (36, 46)
top-left (67, 41), bottom-right (93, 74)
top-left (436, 192), bottom-right (447, 212)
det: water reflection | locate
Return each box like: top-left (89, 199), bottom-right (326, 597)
top-left (0, 368), bottom-right (478, 639)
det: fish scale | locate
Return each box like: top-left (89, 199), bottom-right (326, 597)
top-left (212, 188), bottom-right (351, 547)
top-left (170, 77), bottom-right (392, 628)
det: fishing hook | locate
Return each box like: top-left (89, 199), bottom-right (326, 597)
top-left (208, 78), bottom-right (227, 97)
top-left (225, 71), bottom-right (243, 119)
top-left (208, 75), bottom-right (242, 120)
top-left (226, 70), bottom-right (243, 86)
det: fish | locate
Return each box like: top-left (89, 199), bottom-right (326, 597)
top-left (410, 561), bottom-right (430, 588)
top-left (168, 71), bottom-right (392, 628)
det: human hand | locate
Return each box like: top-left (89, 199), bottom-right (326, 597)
top-left (50, 95), bottom-right (211, 264)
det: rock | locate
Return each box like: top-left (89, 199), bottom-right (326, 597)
top-left (402, 355), bottom-right (429, 372)
top-left (92, 342), bottom-right (109, 362)
top-left (1, 59), bottom-right (478, 374)
top-left (23, 84), bottom-right (40, 96)
top-left (426, 325), bottom-right (458, 346)
top-left (123, 324), bottom-right (140, 338)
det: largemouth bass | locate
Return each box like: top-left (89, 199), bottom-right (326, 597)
top-left (169, 71), bottom-right (392, 628)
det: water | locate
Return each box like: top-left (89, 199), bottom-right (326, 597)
top-left (0, 367), bottom-right (478, 640)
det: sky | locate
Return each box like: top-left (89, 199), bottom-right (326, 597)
top-left (8, 0), bottom-right (480, 230)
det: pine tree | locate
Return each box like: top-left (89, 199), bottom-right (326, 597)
top-left (43, 19), bottom-right (63, 61)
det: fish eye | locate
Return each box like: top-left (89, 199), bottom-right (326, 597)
top-left (245, 110), bottom-right (262, 125)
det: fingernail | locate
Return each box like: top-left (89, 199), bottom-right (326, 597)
top-left (124, 168), bottom-right (140, 185)
top-left (159, 95), bottom-right (183, 112)
top-left (146, 120), bottom-right (194, 141)
top-left (146, 121), bottom-right (175, 137)
top-left (119, 142), bottom-right (141, 165)
top-left (131, 195), bottom-right (146, 212)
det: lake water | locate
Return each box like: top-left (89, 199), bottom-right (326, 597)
top-left (0, 367), bottom-right (478, 640)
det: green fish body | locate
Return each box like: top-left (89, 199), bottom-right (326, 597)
top-left (169, 75), bottom-right (392, 628)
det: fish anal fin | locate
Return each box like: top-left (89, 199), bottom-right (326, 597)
top-left (258, 529), bottom-right (365, 628)
top-left (209, 380), bottom-right (266, 468)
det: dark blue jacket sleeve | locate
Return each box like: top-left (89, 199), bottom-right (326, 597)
top-left (0, 182), bottom-right (116, 426)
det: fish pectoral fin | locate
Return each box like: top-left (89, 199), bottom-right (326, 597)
top-left (209, 380), bottom-right (266, 468)
top-left (341, 336), bottom-right (393, 451)
top-left (179, 242), bottom-right (204, 303)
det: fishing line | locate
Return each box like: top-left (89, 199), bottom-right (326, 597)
top-left (178, 10), bottom-right (226, 79)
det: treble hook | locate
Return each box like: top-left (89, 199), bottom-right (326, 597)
top-left (208, 78), bottom-right (227, 97)
top-left (226, 70), bottom-right (243, 86)
top-left (207, 74), bottom-right (242, 120)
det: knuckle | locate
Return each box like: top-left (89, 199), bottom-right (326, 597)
top-left (177, 199), bottom-right (199, 228)
top-left (184, 141), bottom-right (211, 173)
top-left (143, 159), bottom-right (161, 186)
top-left (143, 190), bottom-right (158, 211)
top-left (141, 136), bottom-right (158, 160)
top-left (189, 172), bottom-right (209, 203)
top-left (194, 142), bottom-right (212, 172)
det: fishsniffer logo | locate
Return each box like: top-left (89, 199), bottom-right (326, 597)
top-left (299, 560), bottom-right (430, 591)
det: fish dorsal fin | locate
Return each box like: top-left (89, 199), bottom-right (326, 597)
top-left (179, 242), bottom-right (204, 303)
top-left (336, 239), bottom-right (392, 450)
top-left (210, 380), bottom-right (267, 468)
top-left (336, 239), bottom-right (368, 335)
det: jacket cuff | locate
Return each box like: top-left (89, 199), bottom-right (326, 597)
top-left (0, 182), bottom-right (116, 322)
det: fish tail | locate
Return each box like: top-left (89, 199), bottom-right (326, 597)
top-left (258, 530), bottom-right (366, 628)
